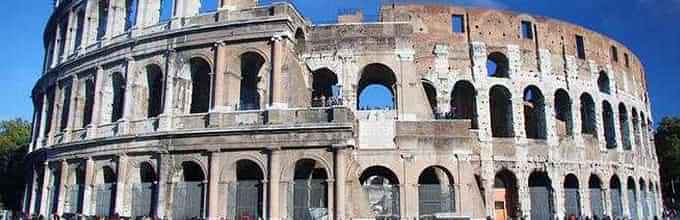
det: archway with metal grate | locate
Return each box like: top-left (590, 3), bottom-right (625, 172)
top-left (563, 174), bottom-right (581, 217)
top-left (589, 175), bottom-right (605, 219)
top-left (418, 166), bottom-right (456, 219)
top-left (228, 159), bottom-right (265, 220)
top-left (94, 166), bottom-right (116, 217)
top-left (130, 162), bottom-right (157, 218)
top-left (610, 175), bottom-right (623, 218)
top-left (172, 161), bottom-right (206, 220)
top-left (291, 159), bottom-right (329, 220)
top-left (359, 166), bottom-right (401, 219)
top-left (528, 171), bottom-right (553, 220)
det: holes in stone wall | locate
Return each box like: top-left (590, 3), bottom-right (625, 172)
top-left (619, 103), bottom-right (631, 150)
top-left (521, 21), bottom-right (533, 39)
top-left (580, 93), bottom-right (596, 135)
top-left (602, 101), bottom-right (617, 149)
top-left (82, 78), bottom-right (95, 127)
top-left (111, 72), bottom-right (126, 122)
top-left (490, 85), bottom-right (513, 138)
top-left (125, 0), bottom-right (139, 30)
top-left (357, 64), bottom-right (396, 110)
top-left (451, 15), bottom-right (464, 33)
top-left (451, 81), bottom-right (477, 126)
top-left (59, 80), bottom-right (73, 131)
top-left (575, 35), bottom-right (586, 59)
top-left (554, 89), bottom-right (573, 137)
top-left (146, 64), bottom-right (164, 118)
top-left (311, 68), bottom-right (340, 107)
top-left (97, 0), bottom-right (109, 40)
top-left (422, 80), bottom-right (438, 114)
top-left (239, 52), bottom-right (265, 111)
top-left (190, 58), bottom-right (211, 114)
top-left (611, 46), bottom-right (619, 62)
top-left (598, 71), bottom-right (611, 94)
top-left (487, 52), bottom-right (510, 78)
top-left (523, 86), bottom-right (546, 139)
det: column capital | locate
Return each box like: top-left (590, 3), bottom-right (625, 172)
top-left (395, 48), bottom-right (415, 61)
top-left (213, 41), bottom-right (226, 48)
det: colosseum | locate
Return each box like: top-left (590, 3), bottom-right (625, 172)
top-left (22, 0), bottom-right (662, 219)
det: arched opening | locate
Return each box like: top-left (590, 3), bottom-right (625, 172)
top-left (82, 78), bottom-right (95, 127)
top-left (619, 104), bottom-right (631, 150)
top-left (589, 175), bottom-right (605, 219)
top-left (229, 160), bottom-right (264, 220)
top-left (627, 177), bottom-right (638, 220)
top-left (554, 89), bottom-right (573, 137)
top-left (632, 108), bottom-right (641, 147)
top-left (490, 85), bottom-right (514, 138)
top-left (640, 179), bottom-right (649, 219)
top-left (172, 161), bottom-right (206, 220)
top-left (94, 166), bottom-right (116, 217)
top-left (598, 71), bottom-right (611, 94)
top-left (199, 0), bottom-right (218, 13)
top-left (494, 169), bottom-right (519, 220)
top-left (125, 0), bottom-right (138, 30)
top-left (357, 64), bottom-right (397, 110)
top-left (418, 166), bottom-right (456, 218)
top-left (564, 174), bottom-right (581, 217)
top-left (96, 0), bottom-right (109, 40)
top-left (603, 101), bottom-right (617, 149)
top-left (146, 64), bottom-right (164, 118)
top-left (295, 28), bottom-right (306, 54)
top-left (239, 52), bottom-right (264, 111)
top-left (46, 167), bottom-right (61, 216)
top-left (359, 166), bottom-right (400, 218)
top-left (451, 81), bottom-right (477, 125)
top-left (528, 171), bottom-right (553, 220)
top-left (641, 113), bottom-right (648, 151)
top-left (111, 72), bottom-right (126, 122)
top-left (59, 81), bottom-right (73, 131)
top-left (610, 175), bottom-right (623, 218)
top-left (422, 80), bottom-right (438, 115)
top-left (523, 86), bottom-right (547, 139)
top-left (190, 58), bottom-right (211, 114)
top-left (311, 68), bottom-right (340, 107)
top-left (487, 52), bottom-right (510, 78)
top-left (580, 93), bottom-right (597, 135)
top-left (130, 162), bottom-right (157, 218)
top-left (159, 0), bottom-right (173, 22)
top-left (292, 159), bottom-right (329, 220)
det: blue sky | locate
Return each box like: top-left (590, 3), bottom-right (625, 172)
top-left (0, 0), bottom-right (678, 123)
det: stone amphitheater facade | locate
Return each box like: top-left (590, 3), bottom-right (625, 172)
top-left (23, 0), bottom-right (662, 219)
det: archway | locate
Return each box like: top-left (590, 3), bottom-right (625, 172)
top-left (292, 159), bottom-right (329, 220)
top-left (357, 64), bottom-right (397, 110)
top-left (229, 160), bottom-right (264, 220)
top-left (146, 64), bottom-right (164, 118)
top-left (619, 103), bottom-right (631, 150)
top-left (451, 81), bottom-right (477, 125)
top-left (96, 0), bottom-right (109, 40)
top-left (554, 89), bottom-right (573, 137)
top-left (359, 166), bottom-right (400, 218)
top-left (640, 179), bottom-right (649, 219)
top-left (172, 161), bottom-right (206, 220)
top-left (487, 52), bottom-right (509, 78)
top-left (598, 71), bottom-right (611, 94)
top-left (610, 175), bottom-right (623, 218)
top-left (580, 93), bottom-right (596, 135)
top-left (490, 85), bottom-right (513, 138)
top-left (199, 0), bottom-right (218, 13)
top-left (422, 80), bottom-right (438, 115)
top-left (418, 166), bottom-right (455, 218)
top-left (494, 169), bottom-right (519, 220)
top-left (82, 79), bottom-right (95, 127)
top-left (45, 167), bottom-right (61, 216)
top-left (589, 175), bottom-right (605, 219)
top-left (523, 86), bottom-right (547, 139)
top-left (311, 68), bottom-right (340, 107)
top-left (190, 58), bottom-right (211, 113)
top-left (603, 101), bottom-right (617, 149)
top-left (239, 52), bottom-right (264, 111)
top-left (650, 182), bottom-right (658, 218)
top-left (632, 108), bottom-right (641, 147)
top-left (64, 164), bottom-right (85, 215)
top-left (130, 162), bottom-right (157, 218)
top-left (111, 72), bottom-right (126, 122)
top-left (528, 171), bottom-right (553, 220)
top-left (627, 177), bottom-right (638, 220)
top-left (94, 166), bottom-right (116, 217)
top-left (564, 174), bottom-right (581, 217)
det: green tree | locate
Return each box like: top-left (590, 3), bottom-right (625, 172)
top-left (655, 117), bottom-right (680, 210)
top-left (0, 118), bottom-right (31, 210)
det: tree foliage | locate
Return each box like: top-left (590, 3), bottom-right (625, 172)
top-left (0, 118), bottom-right (31, 210)
top-left (655, 117), bottom-right (680, 209)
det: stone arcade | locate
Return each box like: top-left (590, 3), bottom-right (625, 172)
top-left (24, 0), bottom-right (662, 219)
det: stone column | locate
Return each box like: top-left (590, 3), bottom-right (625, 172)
top-left (64, 76), bottom-right (80, 142)
top-left (64, 11), bottom-right (75, 57)
top-left (38, 162), bottom-right (51, 216)
top-left (82, 158), bottom-right (94, 216)
top-left (545, 94), bottom-right (559, 146)
top-left (156, 153), bottom-right (170, 218)
top-left (269, 34), bottom-right (288, 109)
top-left (28, 166), bottom-right (39, 215)
top-left (207, 151), bottom-right (221, 219)
top-left (551, 170), bottom-right (565, 219)
top-left (87, 66), bottom-right (105, 138)
top-left (119, 57), bottom-right (136, 134)
top-left (333, 145), bottom-right (349, 220)
top-left (212, 42), bottom-right (227, 111)
top-left (37, 94), bottom-right (49, 149)
top-left (267, 147), bottom-right (282, 220)
top-left (613, 105), bottom-right (623, 153)
top-left (159, 50), bottom-right (176, 131)
top-left (114, 155), bottom-right (128, 215)
top-left (56, 160), bottom-right (68, 216)
top-left (572, 91), bottom-right (584, 148)
top-left (602, 182), bottom-right (612, 217)
top-left (395, 48), bottom-right (416, 120)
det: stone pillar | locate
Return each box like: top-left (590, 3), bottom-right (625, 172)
top-left (159, 50), bottom-right (176, 131)
top-left (513, 95), bottom-right (526, 140)
top-left (64, 11), bottom-right (75, 57)
top-left (120, 57), bottom-right (136, 134)
top-left (156, 153), bottom-right (170, 218)
top-left (55, 160), bottom-right (68, 216)
top-left (621, 179), bottom-right (630, 218)
top-left (82, 158), bottom-right (94, 216)
top-left (400, 154), bottom-right (417, 219)
top-left (38, 162), bottom-right (51, 216)
top-left (37, 94), bottom-right (49, 149)
top-left (64, 76), bottom-right (80, 142)
top-left (545, 94), bottom-right (559, 146)
top-left (28, 166), bottom-right (39, 215)
top-left (268, 147), bottom-right (282, 220)
top-left (580, 178), bottom-right (591, 218)
top-left (395, 48), bottom-right (416, 120)
top-left (88, 66), bottom-right (105, 138)
top-left (207, 151), bottom-right (221, 219)
top-left (551, 170), bottom-right (565, 219)
top-left (114, 155), bottom-right (128, 215)
top-left (212, 42), bottom-right (227, 111)
top-left (602, 182), bottom-right (612, 217)
top-left (269, 34), bottom-right (288, 109)
top-left (613, 105), bottom-right (623, 153)
top-left (572, 91), bottom-right (584, 147)
top-left (333, 145), bottom-right (349, 220)
top-left (517, 171), bottom-right (530, 220)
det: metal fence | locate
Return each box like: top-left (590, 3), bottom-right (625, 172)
top-left (610, 189), bottom-right (623, 218)
top-left (287, 180), bottom-right (328, 220)
top-left (94, 183), bottom-right (114, 217)
top-left (172, 182), bottom-right (204, 220)
top-left (362, 184), bottom-right (400, 219)
top-left (529, 187), bottom-right (553, 220)
top-left (564, 188), bottom-right (581, 217)
top-left (628, 189), bottom-right (638, 220)
top-left (226, 181), bottom-right (263, 220)
top-left (130, 183), bottom-right (155, 218)
top-left (418, 184), bottom-right (455, 218)
top-left (642, 190), bottom-right (649, 219)
top-left (590, 189), bottom-right (605, 219)
top-left (64, 185), bottom-right (84, 214)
